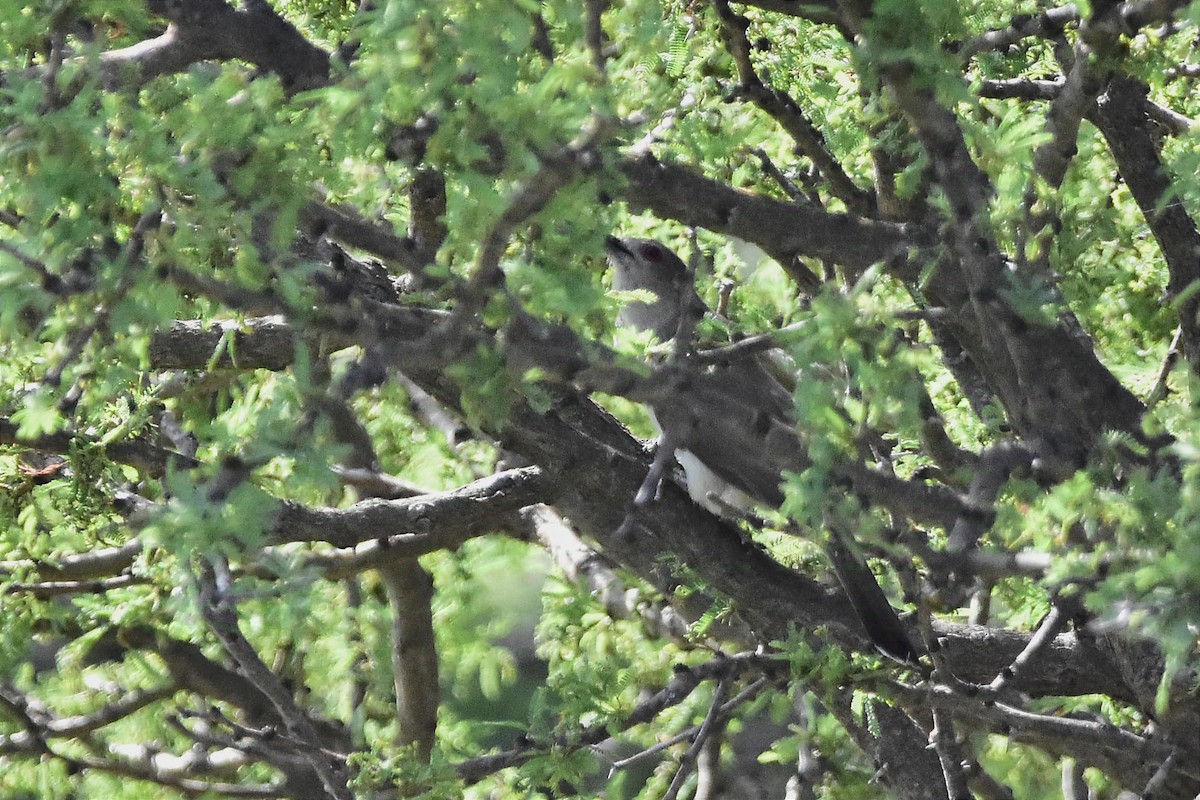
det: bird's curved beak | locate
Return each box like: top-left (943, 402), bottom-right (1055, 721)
top-left (604, 235), bottom-right (632, 258)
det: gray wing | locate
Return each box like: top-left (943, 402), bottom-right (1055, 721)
top-left (651, 357), bottom-right (920, 663)
top-left (652, 356), bottom-right (795, 506)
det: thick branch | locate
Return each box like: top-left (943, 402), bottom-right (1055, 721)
top-left (97, 0), bottom-right (331, 91)
top-left (0, 541), bottom-right (141, 582)
top-left (618, 154), bottom-right (923, 287)
top-left (300, 200), bottom-right (430, 273)
top-left (271, 466), bottom-right (552, 548)
top-left (961, 5), bottom-right (1080, 60)
top-left (889, 681), bottom-right (1200, 799)
top-left (1091, 75), bottom-right (1200, 368)
top-left (380, 561), bottom-right (439, 763)
top-left (837, 0), bottom-right (1148, 461)
top-left (150, 316), bottom-right (1147, 704)
top-left (736, 0), bottom-right (841, 25)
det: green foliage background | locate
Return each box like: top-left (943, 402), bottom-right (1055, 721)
top-left (1, 0), bottom-right (1198, 798)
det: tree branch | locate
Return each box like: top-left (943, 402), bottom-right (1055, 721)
top-left (96, 0), bottom-right (331, 91)
top-left (1091, 75), bottom-right (1200, 368)
top-left (196, 558), bottom-right (352, 800)
top-left (379, 561), bottom-right (439, 763)
top-left (0, 418), bottom-right (199, 476)
top-left (271, 466), bottom-right (552, 548)
top-left (618, 154), bottom-right (922, 288)
top-left (713, 0), bottom-right (874, 216)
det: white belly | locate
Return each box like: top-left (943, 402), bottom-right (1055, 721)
top-left (646, 408), bottom-right (756, 514)
top-left (674, 448), bottom-right (757, 514)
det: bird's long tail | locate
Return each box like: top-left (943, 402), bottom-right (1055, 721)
top-left (825, 531), bottom-right (922, 663)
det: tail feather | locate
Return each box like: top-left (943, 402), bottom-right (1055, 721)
top-left (825, 533), bottom-right (922, 663)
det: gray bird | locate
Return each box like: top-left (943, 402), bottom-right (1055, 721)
top-left (605, 235), bottom-right (919, 662)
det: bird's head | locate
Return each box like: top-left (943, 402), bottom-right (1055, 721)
top-left (604, 236), bottom-right (704, 341)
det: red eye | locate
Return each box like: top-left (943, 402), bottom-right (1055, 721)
top-left (639, 243), bottom-right (663, 261)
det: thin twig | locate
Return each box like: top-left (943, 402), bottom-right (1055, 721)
top-left (43, 207), bottom-right (163, 388)
top-left (456, 653), bottom-right (779, 784)
top-left (610, 676), bottom-right (770, 772)
top-left (0, 239), bottom-right (57, 287)
top-left (634, 431), bottom-right (682, 507)
top-left (928, 706), bottom-right (971, 800)
top-left (691, 322), bottom-right (809, 366)
top-left (987, 605), bottom-right (1067, 694)
top-left (661, 679), bottom-right (731, 800)
top-left (197, 558), bottom-right (352, 799)
top-left (712, 0), bottom-right (873, 215)
top-left (1147, 326), bottom-right (1182, 406)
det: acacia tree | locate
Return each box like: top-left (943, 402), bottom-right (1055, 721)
top-left (1, 0), bottom-right (1199, 798)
